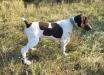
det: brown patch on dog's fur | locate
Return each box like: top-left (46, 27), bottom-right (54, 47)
top-left (83, 17), bottom-right (89, 24)
top-left (39, 22), bottom-right (49, 30)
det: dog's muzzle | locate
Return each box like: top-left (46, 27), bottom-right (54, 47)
top-left (83, 24), bottom-right (92, 31)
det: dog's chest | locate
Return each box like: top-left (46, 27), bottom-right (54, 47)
top-left (39, 22), bottom-right (63, 38)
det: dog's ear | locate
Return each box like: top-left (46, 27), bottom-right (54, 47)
top-left (83, 15), bottom-right (91, 24)
top-left (74, 14), bottom-right (83, 27)
top-left (86, 15), bottom-right (90, 20)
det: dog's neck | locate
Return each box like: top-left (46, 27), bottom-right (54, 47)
top-left (69, 17), bottom-right (78, 28)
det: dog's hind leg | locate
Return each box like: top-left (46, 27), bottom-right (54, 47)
top-left (21, 37), bottom-right (39, 65)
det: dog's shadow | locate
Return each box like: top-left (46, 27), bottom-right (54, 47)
top-left (27, 47), bottom-right (60, 63)
top-left (26, 39), bottom-right (61, 63)
top-left (27, 50), bottom-right (40, 62)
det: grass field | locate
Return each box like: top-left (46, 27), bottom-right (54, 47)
top-left (0, 0), bottom-right (104, 75)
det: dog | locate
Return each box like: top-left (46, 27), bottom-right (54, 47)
top-left (21, 14), bottom-right (92, 65)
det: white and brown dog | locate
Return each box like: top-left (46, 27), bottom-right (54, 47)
top-left (21, 14), bottom-right (92, 65)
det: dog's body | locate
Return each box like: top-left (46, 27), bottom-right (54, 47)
top-left (21, 14), bottom-right (92, 65)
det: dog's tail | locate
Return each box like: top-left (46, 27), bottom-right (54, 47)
top-left (21, 17), bottom-right (31, 28)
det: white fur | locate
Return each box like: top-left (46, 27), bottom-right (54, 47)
top-left (21, 17), bottom-right (75, 65)
top-left (21, 17), bottom-right (26, 21)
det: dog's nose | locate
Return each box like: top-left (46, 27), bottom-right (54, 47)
top-left (89, 25), bottom-right (92, 30)
top-left (84, 25), bottom-right (92, 31)
top-left (86, 25), bottom-right (92, 31)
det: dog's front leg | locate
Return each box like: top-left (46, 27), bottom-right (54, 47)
top-left (21, 46), bottom-right (31, 65)
top-left (21, 37), bottom-right (39, 65)
top-left (60, 38), bottom-right (70, 56)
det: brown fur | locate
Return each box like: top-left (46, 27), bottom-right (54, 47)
top-left (39, 22), bottom-right (63, 38)
top-left (39, 22), bottom-right (49, 30)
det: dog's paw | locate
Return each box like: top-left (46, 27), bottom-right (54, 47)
top-left (63, 52), bottom-right (68, 56)
top-left (31, 48), bottom-right (37, 51)
top-left (24, 59), bottom-right (32, 65)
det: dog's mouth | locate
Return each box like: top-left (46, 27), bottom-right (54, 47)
top-left (83, 25), bottom-right (92, 31)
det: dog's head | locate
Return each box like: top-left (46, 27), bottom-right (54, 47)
top-left (74, 14), bottom-right (92, 31)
